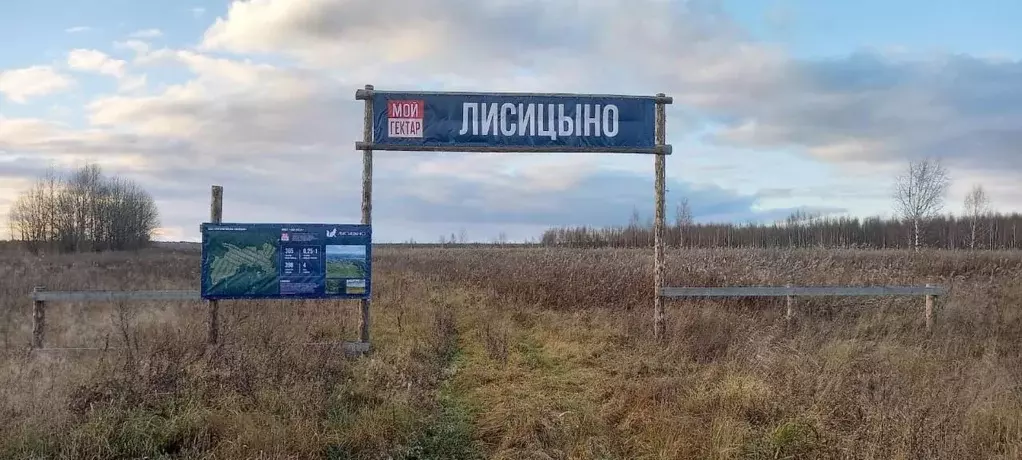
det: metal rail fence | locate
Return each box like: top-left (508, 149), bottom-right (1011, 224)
top-left (28, 287), bottom-right (369, 354)
top-left (660, 284), bottom-right (946, 329)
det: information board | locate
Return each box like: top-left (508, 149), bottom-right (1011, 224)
top-left (364, 91), bottom-right (666, 154)
top-left (200, 223), bottom-right (371, 300)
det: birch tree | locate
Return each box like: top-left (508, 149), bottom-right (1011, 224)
top-left (964, 184), bottom-right (991, 249)
top-left (893, 158), bottom-right (951, 251)
top-left (674, 198), bottom-right (693, 247)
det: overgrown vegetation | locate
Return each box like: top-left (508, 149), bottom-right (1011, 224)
top-left (2, 246), bottom-right (1021, 458)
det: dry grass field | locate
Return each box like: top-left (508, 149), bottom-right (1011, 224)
top-left (2, 245), bottom-right (1022, 459)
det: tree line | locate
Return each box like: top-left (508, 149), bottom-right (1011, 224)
top-left (539, 211), bottom-right (1022, 250)
top-left (542, 158), bottom-right (1022, 250)
top-left (8, 163), bottom-right (160, 253)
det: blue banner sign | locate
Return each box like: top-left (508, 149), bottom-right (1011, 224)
top-left (360, 90), bottom-right (668, 154)
top-left (200, 223), bottom-right (371, 300)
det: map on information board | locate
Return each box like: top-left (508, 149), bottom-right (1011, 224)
top-left (200, 223), bottom-right (371, 300)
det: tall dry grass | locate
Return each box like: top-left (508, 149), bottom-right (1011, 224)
top-left (0, 247), bottom-right (475, 459)
top-left (400, 247), bottom-right (1022, 458)
top-left (0, 245), bottom-right (1020, 458)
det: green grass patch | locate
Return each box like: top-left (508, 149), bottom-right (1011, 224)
top-left (399, 370), bottom-right (483, 459)
top-left (327, 260), bottom-right (366, 278)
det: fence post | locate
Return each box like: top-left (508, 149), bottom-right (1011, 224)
top-left (653, 93), bottom-right (667, 342)
top-left (32, 286), bottom-right (45, 349)
top-left (924, 283), bottom-right (934, 331)
top-left (208, 185), bottom-right (223, 345)
top-left (785, 284), bottom-right (795, 323)
top-left (359, 84), bottom-right (374, 346)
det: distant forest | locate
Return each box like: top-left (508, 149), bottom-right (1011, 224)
top-left (540, 210), bottom-right (1022, 250)
top-left (539, 158), bottom-right (1022, 251)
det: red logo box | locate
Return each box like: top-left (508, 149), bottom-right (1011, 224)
top-left (388, 100), bottom-right (424, 118)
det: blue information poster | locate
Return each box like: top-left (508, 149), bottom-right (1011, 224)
top-left (200, 223), bottom-right (371, 300)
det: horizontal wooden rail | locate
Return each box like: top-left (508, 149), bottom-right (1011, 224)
top-left (660, 285), bottom-right (946, 298)
top-left (660, 284), bottom-right (944, 330)
top-left (29, 342), bottom-right (370, 354)
top-left (31, 289), bottom-right (201, 302)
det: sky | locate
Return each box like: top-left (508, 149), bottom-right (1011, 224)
top-left (1, 0), bottom-right (1020, 243)
top-left (326, 244), bottom-right (365, 258)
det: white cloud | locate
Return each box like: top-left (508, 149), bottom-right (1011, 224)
top-left (67, 49), bottom-right (126, 78)
top-left (0, 117), bottom-right (61, 141)
top-left (0, 66), bottom-right (74, 103)
top-left (90, 50), bottom-right (348, 146)
top-left (129, 28), bottom-right (163, 39)
top-left (65, 26), bottom-right (92, 33)
top-left (118, 74), bottom-right (147, 93)
top-left (192, 0), bottom-right (1022, 176)
top-left (66, 49), bottom-right (148, 94)
top-left (193, 0), bottom-right (794, 106)
top-left (113, 40), bottom-right (151, 58)
top-left (139, 49), bottom-right (291, 89)
top-left (0, 116), bottom-right (185, 163)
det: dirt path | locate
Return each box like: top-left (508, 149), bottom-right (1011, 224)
top-left (447, 302), bottom-right (637, 459)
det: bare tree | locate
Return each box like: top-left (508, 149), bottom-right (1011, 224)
top-left (784, 209), bottom-right (820, 247)
top-left (674, 198), bottom-right (693, 247)
top-left (675, 198), bottom-right (693, 226)
top-left (893, 157), bottom-right (951, 251)
top-left (8, 162), bottom-right (159, 253)
top-left (964, 184), bottom-right (991, 249)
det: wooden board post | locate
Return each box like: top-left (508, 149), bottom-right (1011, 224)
top-left (925, 283), bottom-right (934, 331)
top-left (32, 286), bottom-right (45, 349)
top-left (208, 185), bottom-right (223, 345)
top-left (785, 284), bottom-right (795, 323)
top-left (653, 93), bottom-right (667, 341)
top-left (359, 84), bottom-right (373, 345)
